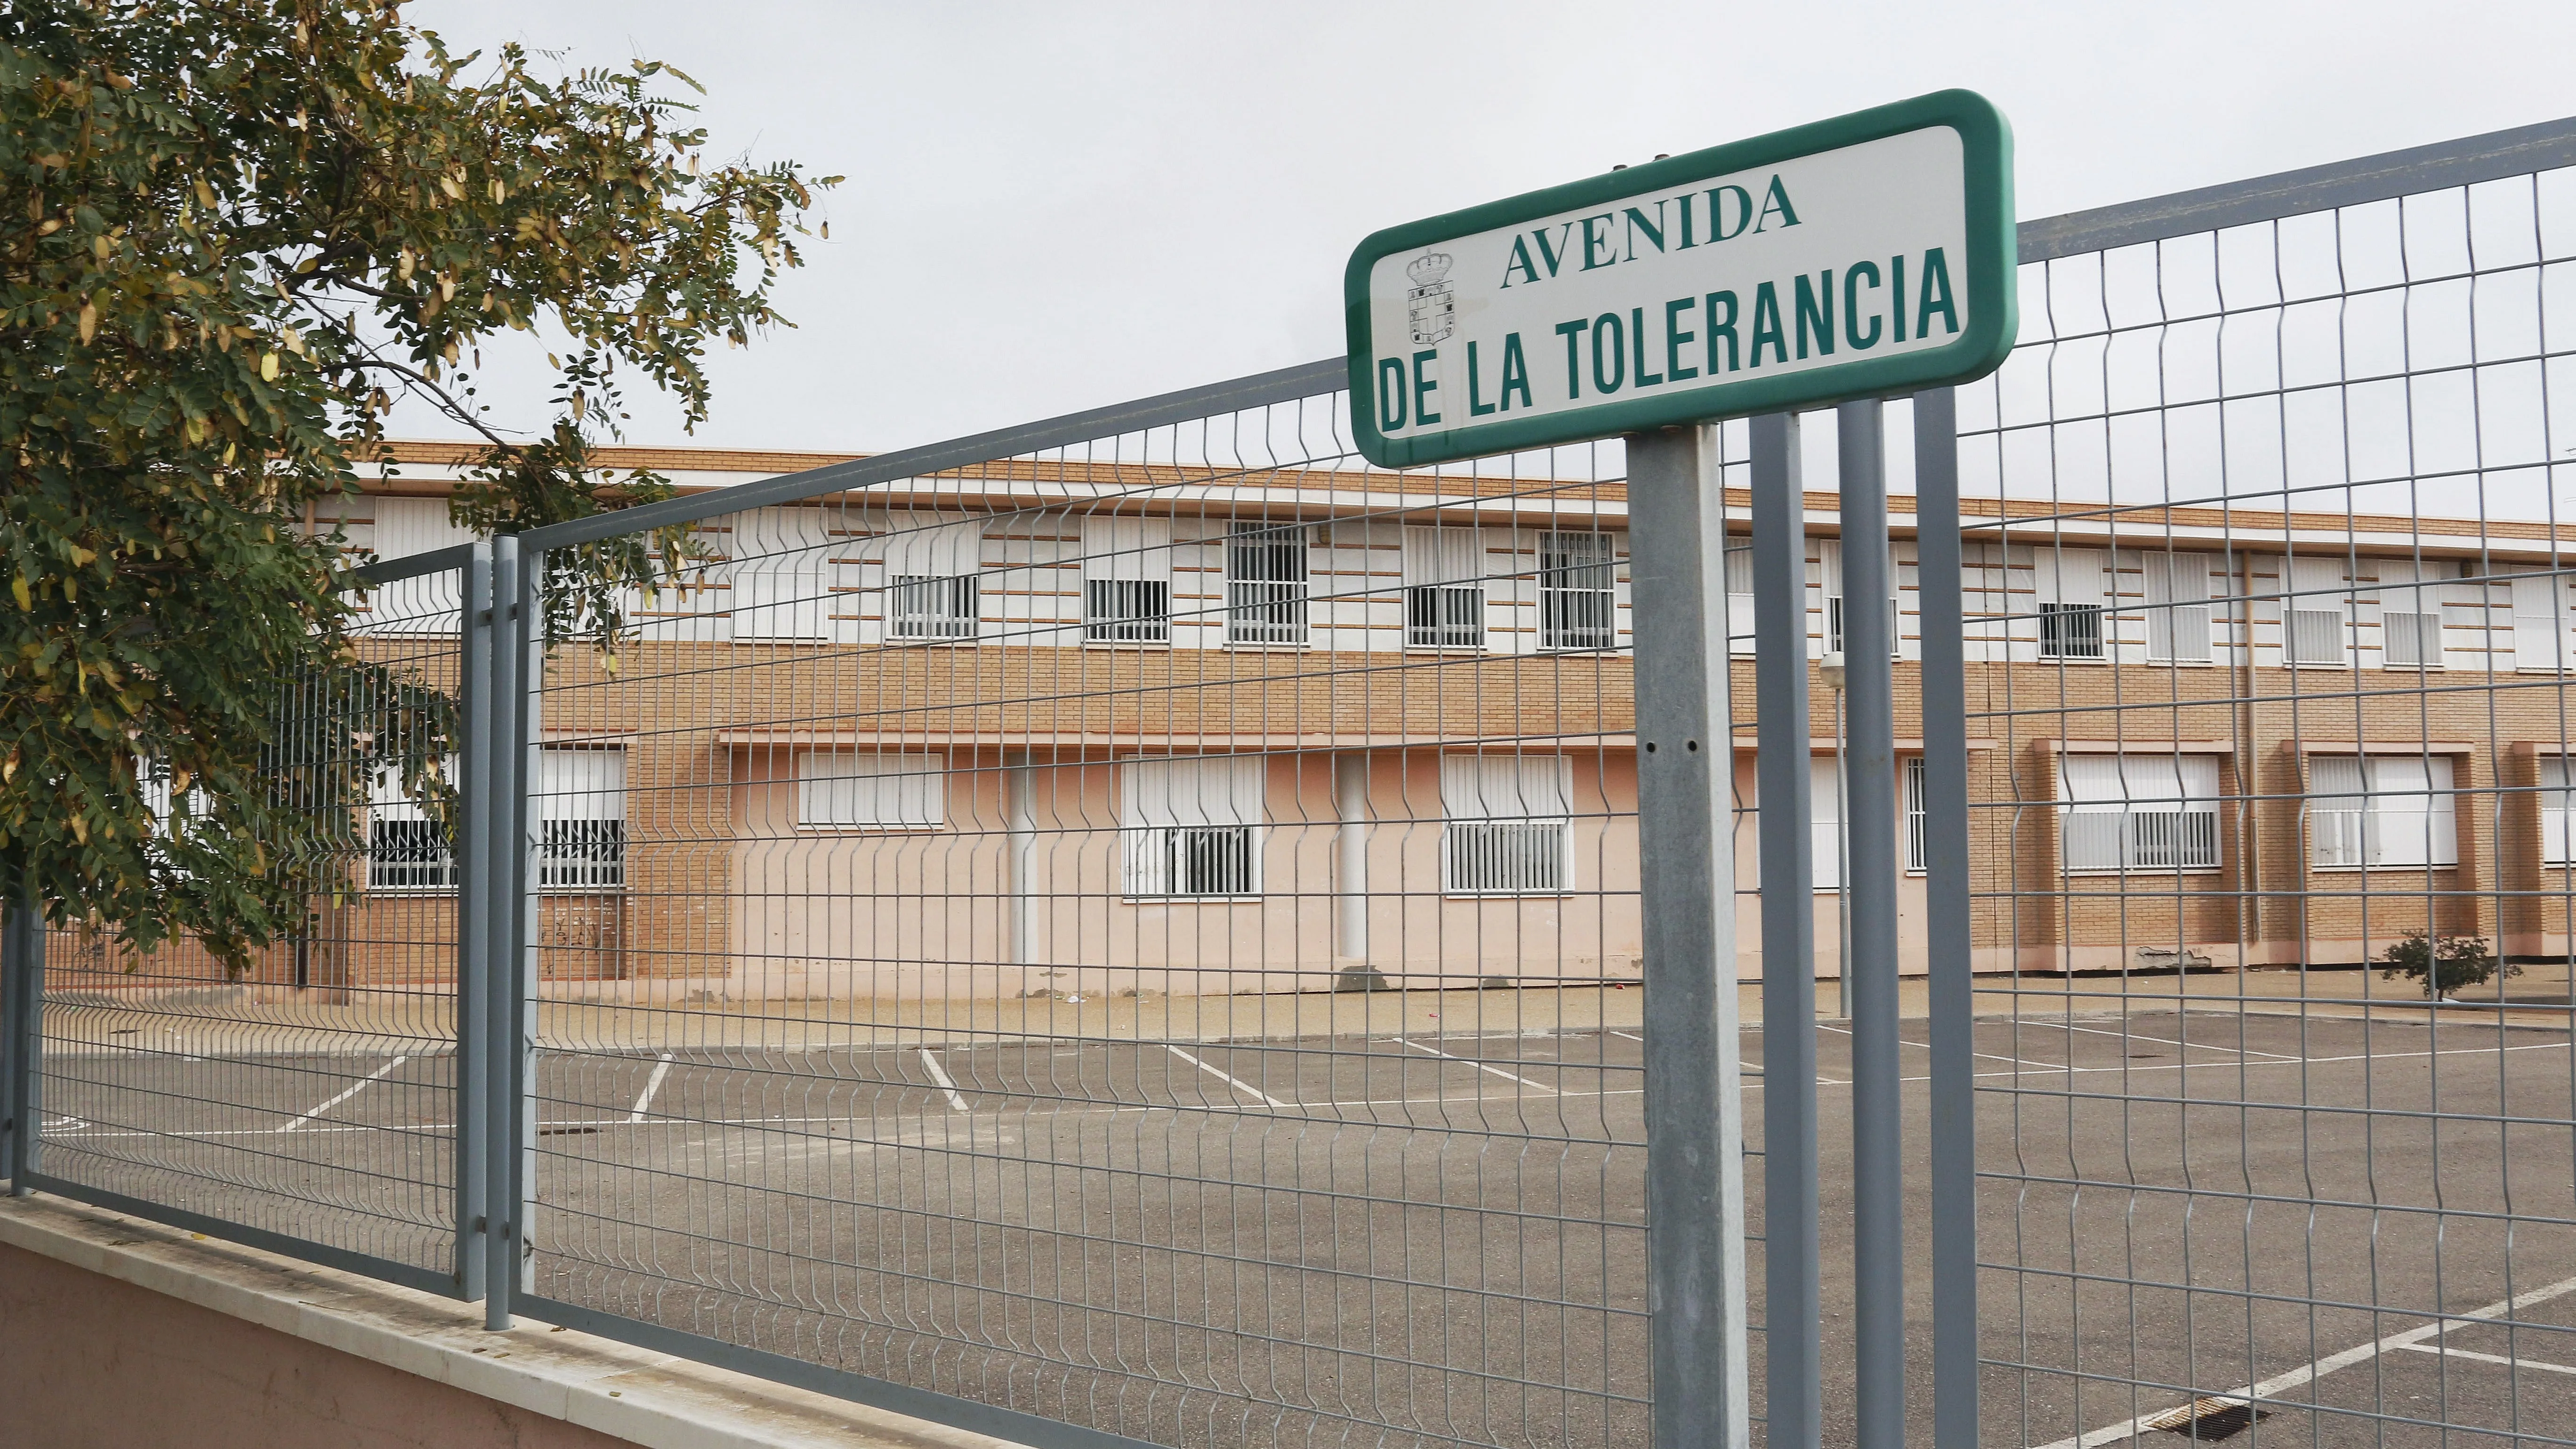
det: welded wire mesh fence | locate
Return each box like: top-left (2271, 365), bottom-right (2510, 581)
top-left (7, 109), bottom-right (2576, 1449)
top-left (504, 395), bottom-right (1674, 1449)
top-left (1948, 124), bottom-right (2576, 1448)
top-left (10, 552), bottom-right (473, 1295)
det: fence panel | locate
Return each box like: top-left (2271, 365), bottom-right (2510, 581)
top-left (504, 384), bottom-right (1692, 1449)
top-left (1946, 122), bottom-right (2576, 1448)
top-left (14, 548), bottom-right (478, 1296)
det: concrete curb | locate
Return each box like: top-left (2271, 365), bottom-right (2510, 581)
top-left (0, 1194), bottom-right (1023, 1449)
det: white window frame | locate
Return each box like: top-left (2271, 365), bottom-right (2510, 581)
top-left (2512, 570), bottom-right (2575, 674)
top-left (1403, 526), bottom-right (1486, 650)
top-left (1724, 540), bottom-right (1756, 656)
top-left (1538, 530), bottom-right (1618, 652)
top-left (2034, 547), bottom-right (2107, 661)
top-left (1225, 523), bottom-right (1311, 646)
top-left (2541, 757), bottom-right (2576, 868)
top-left (537, 747), bottom-right (626, 892)
top-left (2376, 558), bottom-right (2448, 670)
top-left (1442, 754), bottom-right (1575, 895)
top-left (1904, 755), bottom-right (1929, 874)
top-left (2283, 555), bottom-right (2351, 667)
top-left (2141, 550), bottom-right (2214, 664)
top-left (2308, 754), bottom-right (2459, 870)
top-left (367, 754), bottom-right (459, 893)
top-left (2058, 752), bottom-right (2222, 874)
top-left (1081, 516), bottom-right (1174, 645)
top-left (797, 752), bottom-right (945, 831)
top-left (1121, 756), bottom-right (1264, 900)
top-left (882, 518), bottom-right (982, 643)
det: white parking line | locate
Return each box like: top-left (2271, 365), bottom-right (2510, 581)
top-left (627, 1054), bottom-right (675, 1123)
top-left (918, 1049), bottom-right (971, 1112)
top-left (2059, 1021), bottom-right (2305, 1062)
top-left (2034, 1272), bottom-right (2576, 1449)
top-left (1164, 1044), bottom-right (1292, 1109)
top-left (1396, 1038), bottom-right (1558, 1094)
top-left (280, 1057), bottom-right (406, 1134)
top-left (2389, 1341), bottom-right (2576, 1377)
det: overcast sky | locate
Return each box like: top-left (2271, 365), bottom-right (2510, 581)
top-left (398, 0), bottom-right (2576, 456)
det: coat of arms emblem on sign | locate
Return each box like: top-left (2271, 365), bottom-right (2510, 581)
top-left (1405, 251), bottom-right (1455, 346)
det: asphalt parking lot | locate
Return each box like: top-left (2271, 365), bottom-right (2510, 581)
top-left (29, 1001), bottom-right (2576, 1448)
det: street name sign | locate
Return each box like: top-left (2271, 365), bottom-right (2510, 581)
top-left (1344, 90), bottom-right (2016, 468)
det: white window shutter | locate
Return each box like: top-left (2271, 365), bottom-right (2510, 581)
top-left (1724, 543), bottom-right (1757, 655)
top-left (1441, 754), bottom-right (1574, 894)
top-left (2544, 757), bottom-right (2576, 867)
top-left (2513, 572), bottom-right (2571, 672)
top-left (2144, 552), bottom-right (2213, 662)
top-left (1809, 756), bottom-right (1843, 887)
top-left (1402, 526), bottom-right (1481, 588)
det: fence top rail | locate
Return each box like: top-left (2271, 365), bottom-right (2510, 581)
top-left (491, 113), bottom-right (2575, 549)
top-left (515, 357), bottom-right (1348, 553)
top-left (351, 539), bottom-right (477, 588)
top-left (2017, 112), bottom-right (2576, 262)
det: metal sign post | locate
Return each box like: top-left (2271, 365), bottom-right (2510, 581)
top-left (1344, 89), bottom-right (2018, 1449)
top-left (1629, 424), bottom-right (1752, 1449)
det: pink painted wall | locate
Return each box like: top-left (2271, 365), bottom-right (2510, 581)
top-left (0, 1241), bottom-right (628, 1449)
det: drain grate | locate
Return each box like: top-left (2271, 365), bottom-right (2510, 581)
top-left (2145, 1397), bottom-right (2270, 1441)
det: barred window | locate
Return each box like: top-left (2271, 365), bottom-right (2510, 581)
top-left (367, 755), bottom-right (458, 892)
top-left (1122, 756), bottom-right (1264, 898)
top-left (882, 518), bottom-right (982, 642)
top-left (1083, 516), bottom-right (1173, 644)
top-left (1538, 531), bottom-right (1616, 651)
top-left (2035, 547), bottom-right (2106, 660)
top-left (1226, 524), bottom-right (1309, 645)
top-left (2059, 753), bottom-right (2221, 872)
top-left (891, 573), bottom-right (980, 640)
top-left (537, 749), bottom-right (626, 891)
top-left (1443, 754), bottom-right (1572, 894)
top-left (1904, 756), bottom-right (1929, 873)
top-left (1403, 526), bottom-right (1485, 649)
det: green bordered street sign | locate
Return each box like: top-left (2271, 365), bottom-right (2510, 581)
top-left (1344, 89), bottom-right (2016, 468)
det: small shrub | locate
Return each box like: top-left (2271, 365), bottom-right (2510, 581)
top-left (2377, 934), bottom-right (2518, 999)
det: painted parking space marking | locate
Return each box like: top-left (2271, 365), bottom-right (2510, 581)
top-left (2035, 1271), bottom-right (2576, 1449)
top-left (1164, 1044), bottom-right (1292, 1110)
top-left (280, 1056), bottom-right (407, 1134)
top-left (2058, 1021), bottom-right (2305, 1062)
top-left (626, 1054), bottom-right (676, 1123)
top-left (1396, 1037), bottom-right (1558, 1094)
top-left (2389, 1341), bottom-right (2576, 1377)
top-left (918, 1049), bottom-right (971, 1112)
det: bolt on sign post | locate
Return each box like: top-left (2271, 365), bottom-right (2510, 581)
top-left (1346, 90), bottom-right (2015, 1449)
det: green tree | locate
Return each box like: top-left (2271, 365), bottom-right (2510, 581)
top-left (1, 0), bottom-right (833, 971)
top-left (2378, 932), bottom-right (2517, 1000)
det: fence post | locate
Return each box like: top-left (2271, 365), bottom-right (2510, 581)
top-left (1, 892), bottom-right (40, 1194)
top-left (455, 542), bottom-right (495, 1299)
top-left (1627, 423), bottom-right (1751, 1449)
top-left (1913, 386), bottom-right (1979, 1449)
top-left (1837, 398), bottom-right (1907, 1448)
top-left (484, 534), bottom-right (536, 1329)
top-left (1751, 410), bottom-right (1823, 1449)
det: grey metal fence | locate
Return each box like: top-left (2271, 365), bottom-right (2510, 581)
top-left (1933, 115), bottom-right (2576, 1449)
top-left (495, 387), bottom-right (1674, 1449)
top-left (3, 548), bottom-right (478, 1296)
top-left (5, 108), bottom-right (2576, 1449)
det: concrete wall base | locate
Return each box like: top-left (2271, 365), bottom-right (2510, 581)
top-left (0, 1194), bottom-right (1025, 1449)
